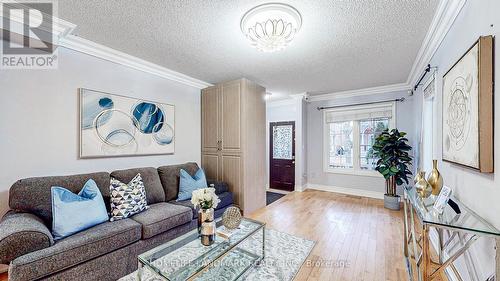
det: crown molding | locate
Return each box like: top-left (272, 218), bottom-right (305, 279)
top-left (406, 0), bottom-right (467, 86)
top-left (266, 97), bottom-right (297, 107)
top-left (290, 92), bottom-right (308, 100)
top-left (308, 83), bottom-right (411, 102)
top-left (59, 35), bottom-right (213, 89)
top-left (1, 2), bottom-right (212, 89)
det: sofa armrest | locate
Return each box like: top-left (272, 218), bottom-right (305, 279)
top-left (207, 180), bottom-right (229, 195)
top-left (0, 211), bottom-right (54, 264)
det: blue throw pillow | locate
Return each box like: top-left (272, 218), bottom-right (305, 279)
top-left (51, 179), bottom-right (109, 240)
top-left (177, 168), bottom-right (208, 201)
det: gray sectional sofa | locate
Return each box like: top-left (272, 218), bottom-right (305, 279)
top-left (0, 162), bottom-right (234, 281)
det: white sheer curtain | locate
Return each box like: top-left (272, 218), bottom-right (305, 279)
top-left (420, 73), bottom-right (436, 173)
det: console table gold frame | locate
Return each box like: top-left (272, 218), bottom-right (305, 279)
top-left (403, 187), bottom-right (500, 281)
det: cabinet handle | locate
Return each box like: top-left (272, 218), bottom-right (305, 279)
top-left (217, 141), bottom-right (222, 151)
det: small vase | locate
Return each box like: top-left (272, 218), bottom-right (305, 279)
top-left (414, 169), bottom-right (423, 184)
top-left (427, 160), bottom-right (443, 195)
top-left (198, 208), bottom-right (216, 246)
top-left (415, 171), bottom-right (432, 198)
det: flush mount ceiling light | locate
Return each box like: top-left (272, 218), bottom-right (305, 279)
top-left (240, 3), bottom-right (302, 52)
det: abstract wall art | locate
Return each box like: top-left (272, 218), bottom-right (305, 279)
top-left (79, 88), bottom-right (175, 158)
top-left (442, 36), bottom-right (493, 172)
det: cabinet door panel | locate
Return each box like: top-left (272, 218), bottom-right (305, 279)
top-left (201, 153), bottom-right (220, 181)
top-left (201, 86), bottom-right (219, 152)
top-left (221, 155), bottom-right (242, 208)
top-left (221, 82), bottom-right (241, 151)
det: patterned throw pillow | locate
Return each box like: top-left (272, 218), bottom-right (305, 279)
top-left (109, 173), bottom-right (149, 221)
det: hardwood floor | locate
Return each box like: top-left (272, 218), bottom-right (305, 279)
top-left (249, 189), bottom-right (413, 281)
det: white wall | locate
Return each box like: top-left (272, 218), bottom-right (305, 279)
top-left (306, 90), bottom-right (416, 196)
top-left (0, 47), bottom-right (201, 217)
top-left (414, 0), bottom-right (499, 279)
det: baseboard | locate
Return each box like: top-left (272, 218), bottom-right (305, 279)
top-left (294, 184), bottom-right (305, 192)
top-left (305, 183), bottom-right (384, 200)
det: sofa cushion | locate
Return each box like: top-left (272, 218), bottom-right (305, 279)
top-left (158, 162), bottom-right (199, 201)
top-left (109, 174), bottom-right (149, 222)
top-left (9, 219), bottom-right (141, 280)
top-left (51, 179), bottom-right (109, 240)
top-left (9, 172), bottom-right (110, 227)
top-left (0, 212), bottom-right (54, 264)
top-left (111, 167), bottom-right (165, 204)
top-left (207, 180), bottom-right (229, 195)
top-left (171, 191), bottom-right (234, 219)
top-left (177, 168), bottom-right (208, 201)
top-left (130, 203), bottom-right (192, 239)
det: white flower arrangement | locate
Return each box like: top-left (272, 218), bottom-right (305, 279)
top-left (191, 188), bottom-right (221, 210)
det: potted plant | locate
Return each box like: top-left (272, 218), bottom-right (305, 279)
top-left (372, 129), bottom-right (412, 210)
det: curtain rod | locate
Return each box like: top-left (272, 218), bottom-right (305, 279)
top-left (316, 97), bottom-right (405, 111)
top-left (413, 64), bottom-right (431, 91)
top-left (413, 64), bottom-right (438, 91)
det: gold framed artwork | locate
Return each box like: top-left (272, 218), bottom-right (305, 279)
top-left (442, 36), bottom-right (494, 173)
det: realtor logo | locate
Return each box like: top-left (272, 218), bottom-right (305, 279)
top-left (1, 1), bottom-right (58, 69)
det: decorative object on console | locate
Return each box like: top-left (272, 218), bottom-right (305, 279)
top-left (176, 168), bottom-right (208, 201)
top-left (442, 36), bottom-right (494, 172)
top-left (413, 169), bottom-right (423, 184)
top-left (222, 206), bottom-right (242, 229)
top-left (51, 179), bottom-right (109, 240)
top-left (191, 188), bottom-right (220, 246)
top-left (415, 171), bottom-right (432, 198)
top-left (372, 129), bottom-right (413, 210)
top-left (427, 160), bottom-right (443, 195)
top-left (109, 173), bottom-right (149, 221)
top-left (79, 88), bottom-right (175, 158)
top-left (433, 185), bottom-right (452, 214)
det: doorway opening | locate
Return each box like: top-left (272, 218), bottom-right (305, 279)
top-left (269, 121), bottom-right (295, 191)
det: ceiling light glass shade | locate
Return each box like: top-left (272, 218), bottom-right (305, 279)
top-left (240, 3), bottom-right (302, 52)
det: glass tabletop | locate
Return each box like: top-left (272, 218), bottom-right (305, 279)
top-left (138, 217), bottom-right (265, 281)
top-left (404, 186), bottom-right (500, 237)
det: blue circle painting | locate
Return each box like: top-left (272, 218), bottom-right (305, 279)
top-left (82, 96), bottom-right (114, 130)
top-left (132, 102), bottom-right (164, 134)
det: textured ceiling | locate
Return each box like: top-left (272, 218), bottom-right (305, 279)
top-left (58, 0), bottom-right (438, 98)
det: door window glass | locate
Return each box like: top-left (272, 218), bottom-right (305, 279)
top-left (272, 125), bottom-right (293, 159)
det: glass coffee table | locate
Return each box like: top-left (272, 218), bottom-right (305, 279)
top-left (137, 217), bottom-right (265, 281)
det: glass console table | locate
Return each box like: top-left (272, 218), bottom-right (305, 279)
top-left (403, 186), bottom-right (500, 281)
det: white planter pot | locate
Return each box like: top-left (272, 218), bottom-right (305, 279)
top-left (384, 194), bottom-right (400, 210)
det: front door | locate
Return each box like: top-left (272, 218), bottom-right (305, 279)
top-left (269, 121), bottom-right (295, 191)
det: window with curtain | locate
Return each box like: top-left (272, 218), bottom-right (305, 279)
top-left (324, 102), bottom-right (395, 176)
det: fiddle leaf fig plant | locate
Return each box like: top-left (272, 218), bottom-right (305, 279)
top-left (372, 129), bottom-right (413, 196)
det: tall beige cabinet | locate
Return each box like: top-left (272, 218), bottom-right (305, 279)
top-left (201, 78), bottom-right (266, 215)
